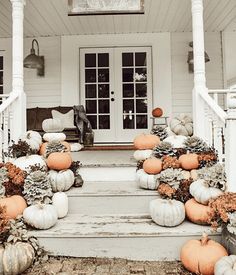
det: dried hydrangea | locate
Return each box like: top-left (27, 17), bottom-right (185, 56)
top-left (198, 152), bottom-right (218, 168)
top-left (197, 163), bottom-right (226, 191)
top-left (5, 140), bottom-right (35, 158)
top-left (162, 156), bottom-right (181, 170)
top-left (228, 212), bottom-right (236, 227)
top-left (208, 193), bottom-right (236, 227)
top-left (156, 168), bottom-right (185, 189)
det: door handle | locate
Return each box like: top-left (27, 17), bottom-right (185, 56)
top-left (111, 98), bottom-right (115, 101)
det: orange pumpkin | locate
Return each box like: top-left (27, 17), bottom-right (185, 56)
top-left (0, 195), bottom-right (27, 219)
top-left (39, 141), bottom-right (71, 156)
top-left (179, 153), bottom-right (199, 170)
top-left (46, 152), bottom-right (72, 170)
top-left (181, 233), bottom-right (228, 275)
top-left (133, 134), bottom-right (160, 150)
top-left (143, 158), bottom-right (162, 174)
top-left (152, 107), bottom-right (163, 117)
top-left (185, 198), bottom-right (212, 225)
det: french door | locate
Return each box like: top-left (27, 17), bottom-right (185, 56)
top-left (80, 47), bottom-right (152, 143)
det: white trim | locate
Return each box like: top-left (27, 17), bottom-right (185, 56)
top-left (61, 33), bottom-right (172, 117)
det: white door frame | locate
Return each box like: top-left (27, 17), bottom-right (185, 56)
top-left (80, 46), bottom-right (152, 143)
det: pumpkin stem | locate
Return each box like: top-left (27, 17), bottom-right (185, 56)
top-left (200, 233), bottom-right (209, 246)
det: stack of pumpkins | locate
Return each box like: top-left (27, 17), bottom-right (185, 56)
top-left (4, 130), bottom-right (76, 231)
top-left (133, 131), bottom-right (226, 228)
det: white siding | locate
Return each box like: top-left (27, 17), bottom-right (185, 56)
top-left (171, 32), bottom-right (224, 116)
top-left (24, 36), bottom-right (61, 108)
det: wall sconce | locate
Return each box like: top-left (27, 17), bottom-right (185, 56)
top-left (187, 41), bottom-right (210, 73)
top-left (24, 39), bottom-right (45, 76)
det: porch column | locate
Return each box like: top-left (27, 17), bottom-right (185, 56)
top-left (10, 0), bottom-right (26, 141)
top-left (191, 0), bottom-right (207, 139)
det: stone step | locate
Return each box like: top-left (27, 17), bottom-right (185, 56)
top-left (32, 214), bottom-right (221, 261)
top-left (67, 181), bottom-right (158, 215)
top-left (72, 150), bottom-right (136, 181)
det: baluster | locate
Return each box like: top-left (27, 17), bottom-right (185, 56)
top-left (204, 105), bottom-right (212, 146)
top-left (212, 119), bottom-right (224, 162)
top-left (8, 105), bottom-right (14, 143)
top-left (213, 93), bottom-right (218, 105)
top-left (3, 108), bottom-right (9, 162)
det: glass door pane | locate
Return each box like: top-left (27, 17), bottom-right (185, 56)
top-left (84, 53), bottom-right (111, 130)
top-left (122, 51), bottom-right (148, 130)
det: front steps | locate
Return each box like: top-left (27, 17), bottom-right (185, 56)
top-left (33, 214), bottom-right (221, 261)
top-left (33, 150), bottom-right (222, 260)
top-left (67, 181), bottom-right (157, 215)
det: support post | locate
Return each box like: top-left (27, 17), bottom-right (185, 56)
top-left (225, 108), bottom-right (236, 192)
top-left (191, 0), bottom-right (207, 139)
top-left (10, 0), bottom-right (26, 142)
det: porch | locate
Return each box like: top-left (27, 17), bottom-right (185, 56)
top-left (0, 0), bottom-right (236, 265)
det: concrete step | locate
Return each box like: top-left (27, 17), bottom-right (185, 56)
top-left (67, 181), bottom-right (158, 215)
top-left (72, 150), bottom-right (136, 181)
top-left (32, 214), bottom-right (221, 261)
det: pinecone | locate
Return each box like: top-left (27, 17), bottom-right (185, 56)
top-left (184, 136), bottom-right (210, 154)
top-left (23, 171), bottom-right (53, 205)
top-left (156, 168), bottom-right (185, 189)
top-left (162, 156), bottom-right (181, 170)
top-left (45, 141), bottom-right (67, 158)
top-left (150, 125), bottom-right (168, 141)
top-left (197, 163), bottom-right (226, 191)
top-left (153, 142), bottom-right (177, 158)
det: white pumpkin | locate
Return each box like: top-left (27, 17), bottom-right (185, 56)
top-left (190, 169), bottom-right (198, 181)
top-left (49, 169), bottom-right (74, 192)
top-left (42, 118), bottom-right (64, 133)
top-left (23, 204), bottom-right (58, 229)
top-left (43, 132), bottom-right (66, 142)
top-left (133, 150), bottom-right (153, 161)
top-left (150, 199), bottom-right (185, 227)
top-left (190, 179), bottom-right (223, 205)
top-left (170, 114), bottom-right (193, 136)
top-left (52, 192), bottom-right (68, 218)
top-left (0, 242), bottom-right (35, 275)
top-left (215, 255), bottom-right (236, 275)
top-left (13, 154), bottom-right (47, 171)
top-left (163, 135), bottom-right (187, 148)
top-left (136, 169), bottom-right (160, 190)
top-left (20, 130), bottom-right (42, 151)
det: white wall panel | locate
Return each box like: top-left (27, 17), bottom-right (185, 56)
top-left (171, 32), bottom-right (223, 116)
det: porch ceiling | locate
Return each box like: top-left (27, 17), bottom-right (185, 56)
top-left (0, 0), bottom-right (235, 38)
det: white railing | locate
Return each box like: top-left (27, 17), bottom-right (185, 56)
top-left (195, 88), bottom-right (236, 192)
top-left (0, 92), bottom-right (20, 162)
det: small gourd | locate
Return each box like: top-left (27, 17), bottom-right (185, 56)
top-left (52, 192), bottom-right (68, 218)
top-left (143, 158), bottom-right (162, 174)
top-left (152, 107), bottom-right (163, 117)
top-left (0, 195), bottom-right (27, 219)
top-left (23, 204), bottom-right (58, 229)
top-left (136, 169), bottom-right (160, 190)
top-left (42, 118), bottom-right (64, 133)
top-left (0, 242), bottom-right (35, 275)
top-left (43, 132), bottom-right (66, 142)
top-left (181, 233), bottom-right (228, 275)
top-left (133, 134), bottom-right (160, 150)
top-left (150, 199), bottom-right (185, 227)
top-left (133, 150), bottom-right (153, 161)
top-left (185, 198), bottom-right (212, 225)
top-left (215, 255), bottom-right (236, 275)
top-left (190, 179), bottom-right (223, 205)
top-left (179, 153), bottom-right (199, 170)
top-left (49, 169), bottom-right (74, 192)
top-left (46, 152), bottom-right (72, 170)
top-left (20, 130), bottom-right (42, 151)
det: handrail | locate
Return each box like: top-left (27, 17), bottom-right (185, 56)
top-left (0, 94), bottom-right (10, 98)
top-left (208, 89), bottom-right (236, 94)
top-left (0, 92), bottom-right (19, 113)
top-left (198, 89), bottom-right (228, 123)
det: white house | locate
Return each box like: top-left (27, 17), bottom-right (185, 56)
top-left (0, 0), bottom-right (236, 260)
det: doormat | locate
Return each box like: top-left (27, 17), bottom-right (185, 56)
top-left (83, 145), bottom-right (135, 150)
